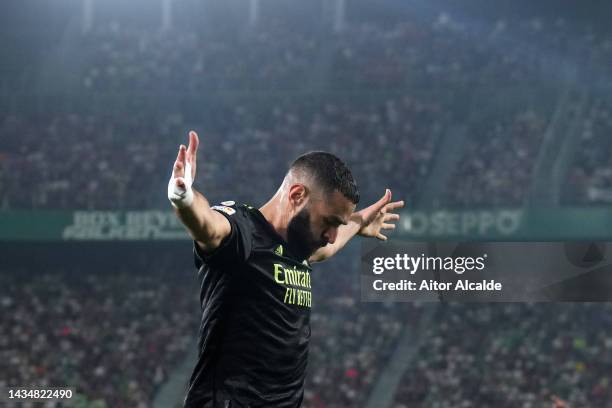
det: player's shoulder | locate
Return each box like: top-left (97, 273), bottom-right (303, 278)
top-left (210, 200), bottom-right (256, 217)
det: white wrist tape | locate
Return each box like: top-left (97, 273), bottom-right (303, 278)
top-left (168, 162), bottom-right (194, 209)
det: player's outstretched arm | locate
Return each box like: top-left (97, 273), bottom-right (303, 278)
top-left (168, 131), bottom-right (231, 252)
top-left (309, 189), bottom-right (404, 263)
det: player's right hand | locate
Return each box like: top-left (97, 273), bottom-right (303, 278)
top-left (168, 130), bottom-right (199, 209)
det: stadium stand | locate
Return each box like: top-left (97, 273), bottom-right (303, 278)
top-left (392, 303), bottom-right (612, 407)
top-left (2, 1), bottom-right (612, 406)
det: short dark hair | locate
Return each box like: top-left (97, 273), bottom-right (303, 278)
top-left (290, 151), bottom-right (360, 204)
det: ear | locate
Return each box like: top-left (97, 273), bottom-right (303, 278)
top-left (288, 184), bottom-right (308, 208)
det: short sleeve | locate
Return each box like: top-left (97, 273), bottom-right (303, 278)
top-left (193, 203), bottom-right (253, 270)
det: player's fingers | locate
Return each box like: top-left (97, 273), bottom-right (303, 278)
top-left (177, 144), bottom-right (186, 162)
top-left (173, 160), bottom-right (183, 174)
top-left (376, 232), bottom-right (388, 241)
top-left (386, 200), bottom-right (405, 211)
top-left (173, 145), bottom-right (187, 177)
top-left (384, 213), bottom-right (400, 222)
top-left (373, 189), bottom-right (392, 213)
top-left (381, 223), bottom-right (395, 230)
top-left (173, 145), bottom-right (183, 168)
top-left (188, 130), bottom-right (199, 163)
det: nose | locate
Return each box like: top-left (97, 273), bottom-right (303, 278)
top-left (323, 227), bottom-right (338, 245)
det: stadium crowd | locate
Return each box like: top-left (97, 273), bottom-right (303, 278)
top-left (0, 96), bottom-right (445, 210)
top-left (2, 14), bottom-right (611, 210)
top-left (78, 22), bottom-right (319, 93)
top-left (3, 3), bottom-right (612, 407)
top-left (445, 109), bottom-right (548, 207)
top-left (0, 247), bottom-right (413, 408)
top-left (392, 303), bottom-right (612, 407)
top-left (5, 253), bottom-right (609, 407)
top-left (305, 300), bottom-right (409, 407)
top-left (0, 258), bottom-right (198, 408)
top-left (565, 98), bottom-right (612, 204)
top-left (304, 252), bottom-right (422, 408)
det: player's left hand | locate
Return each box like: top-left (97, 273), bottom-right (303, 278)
top-left (355, 189), bottom-right (404, 241)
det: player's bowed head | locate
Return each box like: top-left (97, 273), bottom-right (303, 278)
top-left (259, 151), bottom-right (404, 262)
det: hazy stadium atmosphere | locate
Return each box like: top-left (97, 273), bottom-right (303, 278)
top-left (2, 0), bottom-right (612, 406)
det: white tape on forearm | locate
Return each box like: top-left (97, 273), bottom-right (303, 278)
top-left (168, 162), bottom-right (194, 209)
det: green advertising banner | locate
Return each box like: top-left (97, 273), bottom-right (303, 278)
top-left (0, 210), bottom-right (187, 241)
top-left (1, 208), bottom-right (612, 241)
top-left (399, 208), bottom-right (612, 240)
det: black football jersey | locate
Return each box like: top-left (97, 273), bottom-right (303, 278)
top-left (184, 201), bottom-right (313, 408)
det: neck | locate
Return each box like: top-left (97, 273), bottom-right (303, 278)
top-left (259, 193), bottom-right (290, 241)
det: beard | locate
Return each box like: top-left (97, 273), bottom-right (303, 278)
top-left (286, 207), bottom-right (327, 260)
